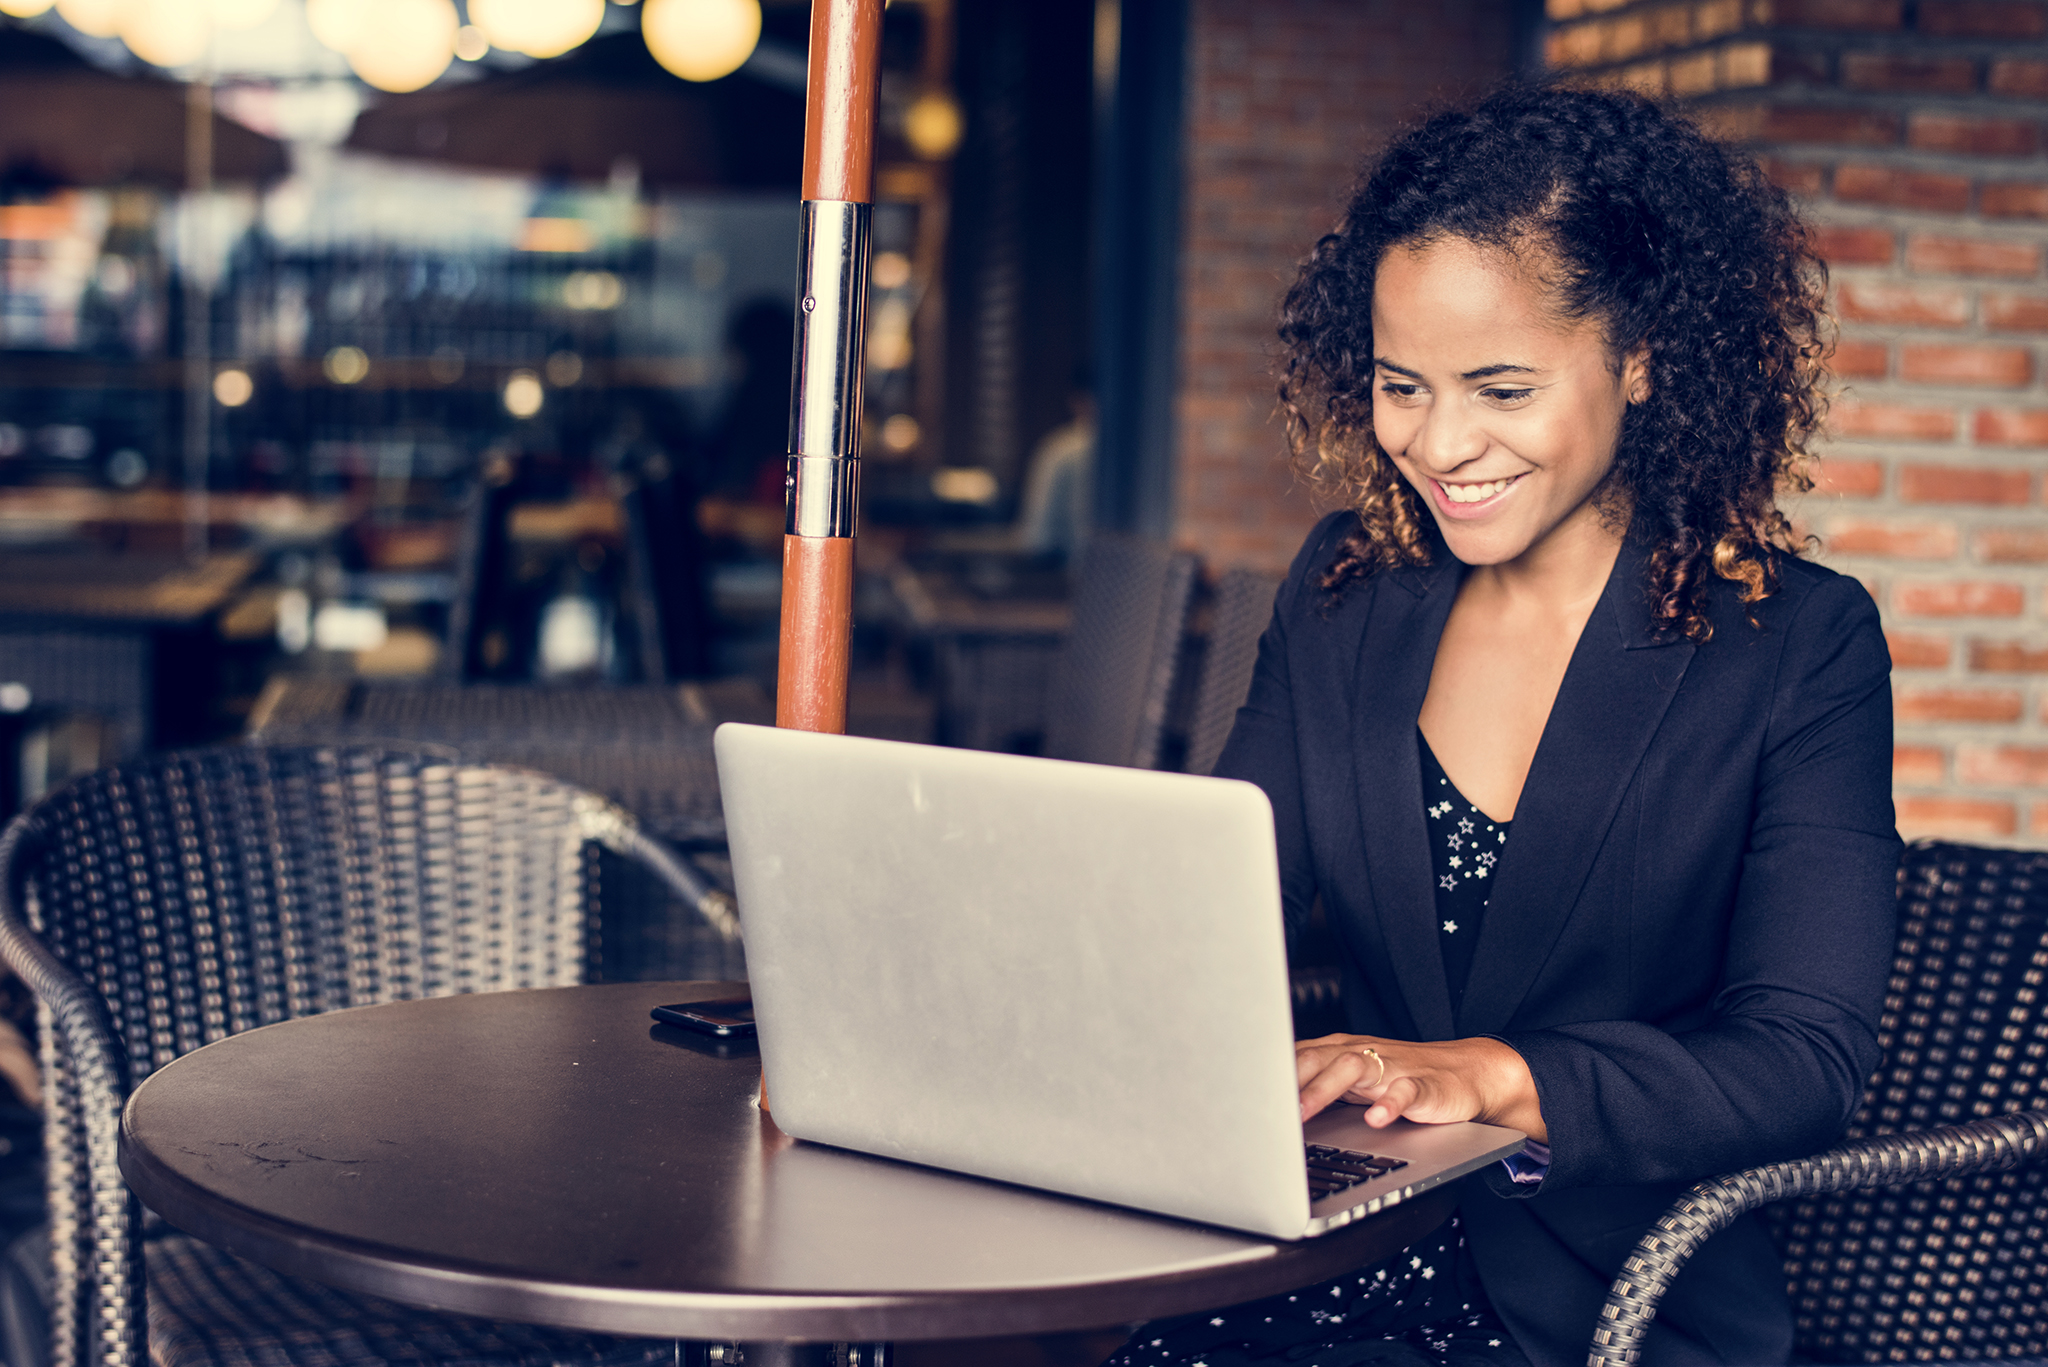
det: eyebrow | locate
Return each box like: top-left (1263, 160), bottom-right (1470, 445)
top-left (1373, 359), bottom-right (1540, 381)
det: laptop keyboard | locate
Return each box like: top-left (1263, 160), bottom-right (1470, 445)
top-left (1305, 1143), bottom-right (1408, 1201)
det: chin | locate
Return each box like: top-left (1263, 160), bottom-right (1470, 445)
top-left (1428, 517), bottom-right (1531, 567)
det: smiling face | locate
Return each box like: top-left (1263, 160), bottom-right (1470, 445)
top-left (1370, 235), bottom-right (1646, 573)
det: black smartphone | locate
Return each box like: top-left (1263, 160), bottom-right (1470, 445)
top-left (650, 997), bottom-right (756, 1037)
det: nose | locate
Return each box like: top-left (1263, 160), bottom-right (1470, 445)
top-left (1410, 397), bottom-right (1487, 475)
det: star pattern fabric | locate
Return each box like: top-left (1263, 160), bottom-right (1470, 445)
top-left (1101, 1213), bottom-right (1527, 1366)
top-left (1419, 732), bottom-right (1510, 1015)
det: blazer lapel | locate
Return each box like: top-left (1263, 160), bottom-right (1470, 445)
top-left (1351, 554), bottom-right (1464, 1043)
top-left (1456, 536), bottom-right (1696, 1038)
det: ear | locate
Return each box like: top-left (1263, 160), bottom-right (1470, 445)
top-left (1622, 343), bottom-right (1651, 404)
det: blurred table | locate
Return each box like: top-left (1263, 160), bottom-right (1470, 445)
top-left (0, 548), bottom-right (258, 756)
top-left (886, 561), bottom-right (1070, 753)
top-left (121, 981), bottom-right (1456, 1354)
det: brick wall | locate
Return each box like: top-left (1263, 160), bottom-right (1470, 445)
top-left (1547, 0), bottom-right (2048, 845)
top-left (1170, 0), bottom-right (1517, 573)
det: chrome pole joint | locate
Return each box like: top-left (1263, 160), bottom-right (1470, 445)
top-left (786, 199), bottom-right (871, 539)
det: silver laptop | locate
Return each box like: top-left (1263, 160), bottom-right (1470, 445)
top-left (714, 723), bottom-right (1525, 1241)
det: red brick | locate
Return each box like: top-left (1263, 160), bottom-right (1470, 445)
top-left (1770, 47), bottom-right (1836, 85)
top-left (1828, 400), bottom-right (1958, 440)
top-left (1989, 59), bottom-right (2048, 98)
top-left (1982, 182), bottom-right (2048, 220)
top-left (1835, 281), bottom-right (1969, 326)
top-left (1907, 234), bottom-right (2044, 277)
top-left (1760, 158), bottom-right (1826, 196)
top-left (1920, 0), bottom-right (2048, 39)
top-left (1893, 744), bottom-right (1949, 784)
top-left (1899, 345), bottom-right (2035, 388)
top-left (1813, 457), bottom-right (1885, 496)
top-left (1831, 340), bottom-right (1889, 378)
top-left (1812, 225), bottom-right (1896, 265)
top-left (2034, 803), bottom-right (2048, 838)
top-left (1841, 52), bottom-right (1979, 93)
top-left (1894, 580), bottom-right (2028, 616)
top-left (1824, 515), bottom-right (1958, 558)
top-left (1977, 526), bottom-right (2048, 562)
top-left (1958, 743), bottom-right (2048, 785)
top-left (1897, 795), bottom-right (2019, 838)
top-left (1908, 112), bottom-right (2042, 156)
top-left (1900, 463), bottom-right (2034, 503)
top-left (1970, 640), bottom-right (2048, 672)
top-left (1761, 106), bottom-right (1902, 146)
top-left (1974, 408), bottom-right (2048, 446)
top-left (1774, 0), bottom-right (1907, 27)
top-left (1893, 685), bottom-right (2026, 721)
top-left (1984, 293), bottom-right (2048, 331)
top-left (1888, 630), bottom-right (1954, 667)
top-left (1836, 164), bottom-right (1972, 213)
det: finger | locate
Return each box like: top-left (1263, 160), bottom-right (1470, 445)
top-left (1294, 1037), bottom-right (1363, 1087)
top-left (1298, 1050), bottom-right (1381, 1122)
top-left (1364, 1075), bottom-right (1423, 1127)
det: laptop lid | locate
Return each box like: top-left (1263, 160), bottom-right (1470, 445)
top-left (715, 723), bottom-right (1314, 1238)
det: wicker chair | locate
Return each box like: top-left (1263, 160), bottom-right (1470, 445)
top-left (0, 745), bottom-right (717, 1367)
top-left (1588, 841), bottom-right (2048, 1366)
top-left (1182, 566), bottom-right (1282, 779)
top-left (1041, 533), bottom-right (1199, 770)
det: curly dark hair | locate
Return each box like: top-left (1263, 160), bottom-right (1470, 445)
top-left (1278, 83), bottom-right (1830, 640)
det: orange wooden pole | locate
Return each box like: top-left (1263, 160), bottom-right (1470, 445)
top-left (776, 0), bottom-right (883, 734)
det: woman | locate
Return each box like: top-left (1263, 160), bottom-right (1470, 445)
top-left (1107, 85), bottom-right (1898, 1367)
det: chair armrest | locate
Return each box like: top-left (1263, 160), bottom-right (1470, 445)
top-left (1587, 1110), bottom-right (2048, 1367)
top-left (573, 798), bottom-right (740, 943)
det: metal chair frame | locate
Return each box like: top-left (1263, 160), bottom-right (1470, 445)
top-left (0, 745), bottom-right (724, 1367)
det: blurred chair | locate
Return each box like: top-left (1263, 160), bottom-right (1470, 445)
top-left (1588, 841), bottom-right (2048, 1366)
top-left (0, 745), bottom-right (720, 1367)
top-left (1181, 567), bottom-right (1282, 779)
top-left (245, 680), bottom-right (754, 982)
top-left (1040, 534), bottom-right (1199, 770)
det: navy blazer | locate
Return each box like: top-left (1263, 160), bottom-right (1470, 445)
top-left (1214, 512), bottom-right (1899, 1367)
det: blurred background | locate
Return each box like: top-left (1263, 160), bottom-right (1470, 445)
top-left (0, 0), bottom-right (2042, 843)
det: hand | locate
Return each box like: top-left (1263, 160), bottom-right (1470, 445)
top-left (1294, 1033), bottom-right (1547, 1141)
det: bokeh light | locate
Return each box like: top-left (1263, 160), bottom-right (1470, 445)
top-left (641, 0), bottom-right (760, 83)
top-left (324, 346), bottom-right (369, 385)
top-left (0, 0), bottom-right (56, 19)
top-left (453, 24), bottom-right (488, 61)
top-left (207, 0), bottom-right (276, 29)
top-left (904, 92), bottom-right (963, 160)
top-left (470, 0), bottom-right (602, 59)
top-left (54, 0), bottom-right (127, 39)
top-left (212, 367), bottom-right (254, 407)
top-left (120, 0), bottom-right (212, 68)
top-left (503, 370), bottom-right (544, 419)
top-left (310, 0), bottom-right (458, 93)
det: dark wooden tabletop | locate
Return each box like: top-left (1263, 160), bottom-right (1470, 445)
top-left (120, 982), bottom-right (1455, 1343)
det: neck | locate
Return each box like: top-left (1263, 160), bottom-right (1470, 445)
top-left (1463, 509), bottom-right (1627, 619)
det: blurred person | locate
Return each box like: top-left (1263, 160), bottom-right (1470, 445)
top-left (1014, 386), bottom-right (1095, 563)
top-left (1105, 85), bottom-right (1896, 1367)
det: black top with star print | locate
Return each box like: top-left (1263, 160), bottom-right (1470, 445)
top-left (1419, 731), bottom-right (1510, 1015)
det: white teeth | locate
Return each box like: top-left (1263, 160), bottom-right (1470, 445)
top-left (1442, 477), bottom-right (1515, 504)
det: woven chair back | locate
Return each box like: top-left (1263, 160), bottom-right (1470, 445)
top-left (1183, 567), bottom-right (1281, 778)
top-left (3, 745), bottom-right (618, 1367)
top-left (1042, 534), bottom-right (1198, 770)
top-left (1761, 841), bottom-right (2048, 1362)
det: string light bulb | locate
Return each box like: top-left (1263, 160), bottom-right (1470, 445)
top-left (641, 0), bottom-right (759, 83)
top-left (337, 0), bottom-right (458, 93)
top-left (119, 0), bottom-right (212, 68)
top-left (0, 0), bottom-right (56, 18)
top-left (469, 0), bottom-right (602, 58)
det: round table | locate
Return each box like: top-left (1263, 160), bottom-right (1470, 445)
top-left (120, 982), bottom-right (1456, 1347)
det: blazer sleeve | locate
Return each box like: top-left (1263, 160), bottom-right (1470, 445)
top-left (1212, 514), bottom-right (1353, 956)
top-left (1494, 573), bottom-right (1899, 1194)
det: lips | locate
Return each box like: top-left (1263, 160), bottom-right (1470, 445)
top-left (1430, 473), bottom-right (1523, 518)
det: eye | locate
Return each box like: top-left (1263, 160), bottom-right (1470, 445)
top-left (1377, 381), bottom-right (1424, 402)
top-left (1481, 387), bottom-right (1535, 405)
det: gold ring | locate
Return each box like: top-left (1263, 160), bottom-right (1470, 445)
top-left (1358, 1047), bottom-right (1386, 1088)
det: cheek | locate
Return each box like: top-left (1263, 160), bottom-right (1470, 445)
top-left (1372, 397), bottom-right (1418, 454)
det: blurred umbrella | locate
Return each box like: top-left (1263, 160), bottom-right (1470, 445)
top-left (341, 31), bottom-right (802, 191)
top-left (0, 24), bottom-right (287, 187)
